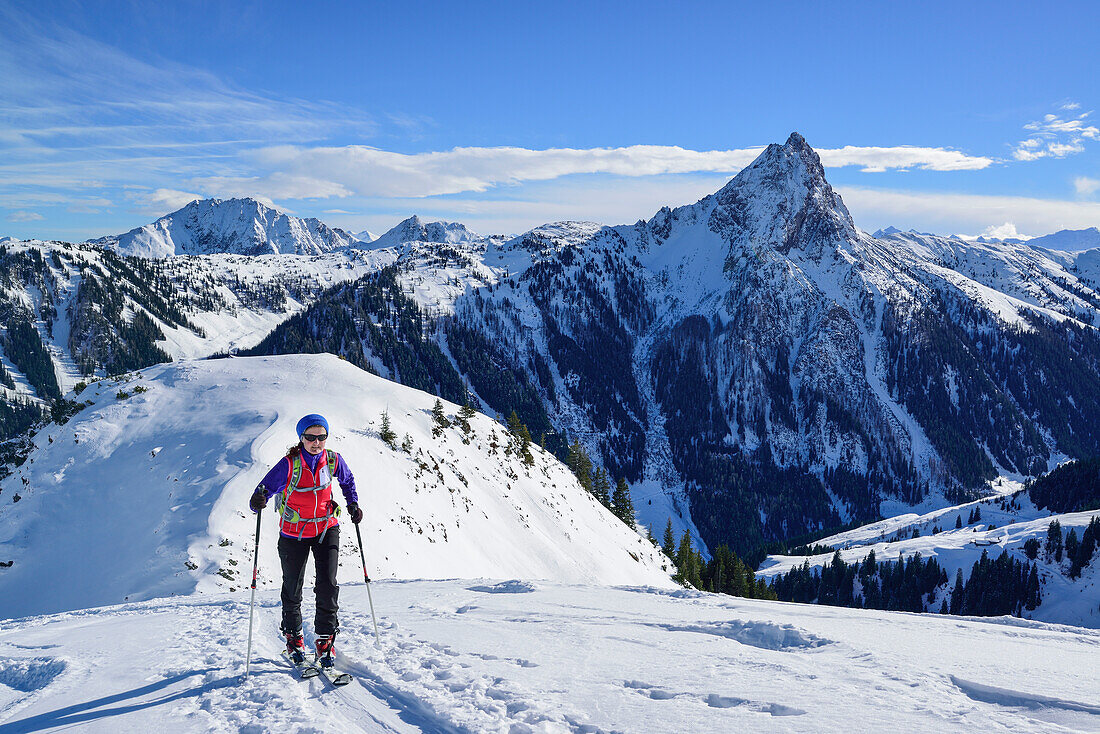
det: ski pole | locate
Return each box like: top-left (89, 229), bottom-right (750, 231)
top-left (244, 508), bottom-right (262, 680)
top-left (354, 522), bottom-right (381, 646)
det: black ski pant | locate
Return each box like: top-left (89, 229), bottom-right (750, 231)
top-left (278, 527), bottom-right (340, 637)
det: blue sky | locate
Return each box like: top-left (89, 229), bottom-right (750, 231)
top-left (2, 0), bottom-right (1098, 241)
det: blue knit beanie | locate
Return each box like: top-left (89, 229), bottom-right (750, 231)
top-left (296, 414), bottom-right (329, 438)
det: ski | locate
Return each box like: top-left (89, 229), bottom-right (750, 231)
top-left (282, 650), bottom-right (320, 680)
top-left (313, 655), bottom-right (352, 686)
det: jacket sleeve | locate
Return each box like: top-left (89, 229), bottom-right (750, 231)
top-left (251, 457), bottom-right (292, 512)
top-left (334, 452), bottom-right (359, 505)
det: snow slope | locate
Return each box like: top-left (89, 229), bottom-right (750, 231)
top-left (0, 582), bottom-right (1097, 732)
top-left (0, 354), bottom-right (672, 619)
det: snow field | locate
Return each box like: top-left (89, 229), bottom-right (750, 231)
top-left (1, 582), bottom-right (1097, 732)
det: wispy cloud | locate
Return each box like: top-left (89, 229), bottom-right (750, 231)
top-left (128, 188), bottom-right (202, 214)
top-left (1013, 105), bottom-right (1100, 161)
top-left (0, 4), bottom-right (374, 207)
top-left (7, 210), bottom-right (44, 222)
top-left (1074, 176), bottom-right (1100, 197)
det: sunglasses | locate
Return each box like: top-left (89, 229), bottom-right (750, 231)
top-left (302, 433), bottom-right (328, 443)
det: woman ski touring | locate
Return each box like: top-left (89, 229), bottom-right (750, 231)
top-left (249, 413), bottom-right (362, 670)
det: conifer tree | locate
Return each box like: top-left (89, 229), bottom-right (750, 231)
top-left (591, 468), bottom-right (612, 509)
top-left (955, 514), bottom-right (962, 529)
top-left (611, 477), bottom-right (635, 528)
top-left (1065, 529), bottom-right (1080, 572)
top-left (380, 409), bottom-right (396, 448)
top-left (431, 399), bottom-right (450, 437)
top-left (1025, 565), bottom-right (1041, 609)
top-left (457, 396), bottom-right (477, 434)
top-left (566, 440), bottom-right (593, 492)
top-left (661, 519), bottom-right (676, 561)
top-left (675, 530), bottom-right (700, 588)
top-left (1046, 519), bottom-right (1063, 562)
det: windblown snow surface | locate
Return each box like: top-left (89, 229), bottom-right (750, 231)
top-left (0, 355), bottom-right (1097, 732)
top-left (0, 583), bottom-right (1097, 732)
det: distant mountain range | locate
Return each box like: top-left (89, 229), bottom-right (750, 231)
top-left (87, 197), bottom-right (366, 257)
top-left (3, 133), bottom-right (1100, 562)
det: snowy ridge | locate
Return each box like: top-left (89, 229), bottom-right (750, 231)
top-left (91, 197), bottom-right (366, 257)
top-left (874, 228), bottom-right (1100, 328)
top-left (0, 240), bottom-right (394, 392)
top-left (0, 354), bottom-right (672, 619)
top-left (1028, 227), bottom-right (1100, 253)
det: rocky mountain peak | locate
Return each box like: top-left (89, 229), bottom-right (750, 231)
top-left (372, 215), bottom-right (481, 249)
top-left (708, 132), bottom-right (856, 257)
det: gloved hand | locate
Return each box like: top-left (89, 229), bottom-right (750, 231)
top-left (249, 486), bottom-right (268, 512)
top-left (347, 502), bottom-right (363, 524)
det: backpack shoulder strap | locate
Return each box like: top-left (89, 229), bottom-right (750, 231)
top-left (289, 453), bottom-right (304, 488)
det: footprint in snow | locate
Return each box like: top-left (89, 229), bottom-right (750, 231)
top-left (467, 580), bottom-right (537, 594)
top-left (649, 619), bottom-right (831, 651)
top-left (0, 657), bottom-right (67, 692)
top-left (624, 680), bottom-right (679, 700)
top-left (705, 694), bottom-right (807, 716)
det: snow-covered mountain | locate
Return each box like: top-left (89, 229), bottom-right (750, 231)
top-left (91, 197), bottom-right (366, 257)
top-left (0, 354), bottom-right (672, 619)
top-left (4, 133), bottom-right (1100, 569)
top-left (369, 215), bottom-right (482, 249)
top-left (411, 133), bottom-right (1100, 558)
top-left (1028, 226), bottom-right (1100, 252)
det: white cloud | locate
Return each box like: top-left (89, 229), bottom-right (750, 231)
top-left (192, 142), bottom-right (993, 203)
top-left (981, 222), bottom-right (1029, 240)
top-left (7, 210), bottom-right (44, 222)
top-left (817, 146), bottom-right (992, 172)
top-left (1074, 176), bottom-right (1100, 196)
top-left (837, 186), bottom-right (1100, 239)
top-left (1013, 107), bottom-right (1100, 160)
top-left (137, 188), bottom-right (202, 212)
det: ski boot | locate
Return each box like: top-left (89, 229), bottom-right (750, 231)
top-left (315, 633), bottom-right (336, 669)
top-left (284, 628), bottom-right (307, 665)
